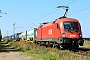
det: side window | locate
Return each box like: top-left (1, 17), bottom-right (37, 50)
top-left (56, 23), bottom-right (60, 30)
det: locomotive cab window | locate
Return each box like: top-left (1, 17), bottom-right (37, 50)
top-left (56, 23), bottom-right (60, 29)
top-left (63, 22), bottom-right (78, 32)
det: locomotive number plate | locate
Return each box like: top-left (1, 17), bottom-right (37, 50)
top-left (70, 34), bottom-right (76, 37)
top-left (48, 29), bottom-right (52, 34)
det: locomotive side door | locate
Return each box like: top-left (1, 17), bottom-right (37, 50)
top-left (54, 23), bottom-right (62, 39)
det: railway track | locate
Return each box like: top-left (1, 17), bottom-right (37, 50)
top-left (38, 43), bottom-right (90, 56)
top-left (70, 48), bottom-right (90, 56)
top-left (36, 42), bottom-right (90, 56)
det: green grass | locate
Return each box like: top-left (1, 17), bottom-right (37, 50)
top-left (7, 40), bottom-right (90, 60)
top-left (0, 40), bottom-right (8, 50)
top-left (0, 43), bottom-right (5, 50)
top-left (8, 41), bottom-right (23, 51)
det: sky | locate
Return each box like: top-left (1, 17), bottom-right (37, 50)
top-left (0, 0), bottom-right (90, 37)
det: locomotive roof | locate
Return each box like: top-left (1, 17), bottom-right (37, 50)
top-left (58, 18), bottom-right (78, 22)
top-left (39, 18), bottom-right (79, 28)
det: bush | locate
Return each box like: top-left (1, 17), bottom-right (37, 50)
top-left (4, 40), bottom-right (11, 43)
top-left (0, 44), bottom-right (4, 50)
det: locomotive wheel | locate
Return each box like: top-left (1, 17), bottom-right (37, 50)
top-left (52, 44), bottom-right (56, 48)
top-left (39, 42), bottom-right (42, 46)
top-left (50, 42), bottom-right (57, 48)
top-left (58, 44), bottom-right (63, 50)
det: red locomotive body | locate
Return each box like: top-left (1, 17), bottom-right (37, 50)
top-left (34, 6), bottom-right (84, 50)
top-left (35, 17), bottom-right (84, 49)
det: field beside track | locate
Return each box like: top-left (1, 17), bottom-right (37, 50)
top-left (6, 40), bottom-right (90, 60)
top-left (80, 40), bottom-right (90, 48)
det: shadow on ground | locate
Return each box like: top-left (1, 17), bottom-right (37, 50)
top-left (0, 41), bottom-right (18, 52)
top-left (78, 48), bottom-right (90, 51)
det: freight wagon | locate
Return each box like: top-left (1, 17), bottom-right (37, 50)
top-left (20, 30), bottom-right (34, 42)
top-left (13, 32), bottom-right (22, 41)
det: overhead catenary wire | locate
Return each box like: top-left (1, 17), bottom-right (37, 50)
top-left (27, 1), bottom-right (90, 28)
top-left (69, 7), bottom-right (90, 16)
top-left (33, 0), bottom-right (77, 22)
top-left (23, 1), bottom-right (90, 30)
top-left (15, 23), bottom-right (23, 29)
top-left (31, 0), bottom-right (77, 28)
top-left (23, 0), bottom-right (63, 27)
top-left (23, 0), bottom-right (78, 28)
top-left (67, 1), bottom-right (90, 16)
top-left (66, 0), bottom-right (77, 5)
top-left (39, 0), bottom-right (63, 16)
top-left (35, 9), bottom-right (59, 21)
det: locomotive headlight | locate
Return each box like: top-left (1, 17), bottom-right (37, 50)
top-left (80, 34), bottom-right (82, 37)
top-left (62, 33), bottom-right (66, 37)
top-left (79, 33), bottom-right (82, 37)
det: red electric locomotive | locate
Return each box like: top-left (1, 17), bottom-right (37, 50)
top-left (34, 6), bottom-right (84, 50)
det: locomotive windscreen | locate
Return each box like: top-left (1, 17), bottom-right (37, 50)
top-left (63, 22), bottom-right (78, 32)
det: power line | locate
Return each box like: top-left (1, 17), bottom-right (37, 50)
top-left (23, 1), bottom-right (63, 28)
top-left (40, 0), bottom-right (63, 16)
top-left (69, 7), bottom-right (90, 16)
top-left (67, 1), bottom-right (90, 16)
top-left (22, 9), bottom-right (59, 29)
top-left (13, 22), bottom-right (23, 35)
top-left (23, 0), bottom-right (78, 28)
top-left (33, 1), bottom-right (90, 25)
top-left (66, 0), bottom-right (77, 5)
top-left (33, 0), bottom-right (77, 22)
top-left (15, 23), bottom-right (23, 29)
top-left (33, 0), bottom-right (63, 22)
top-left (32, 22), bottom-right (38, 27)
top-left (35, 9), bottom-right (59, 21)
